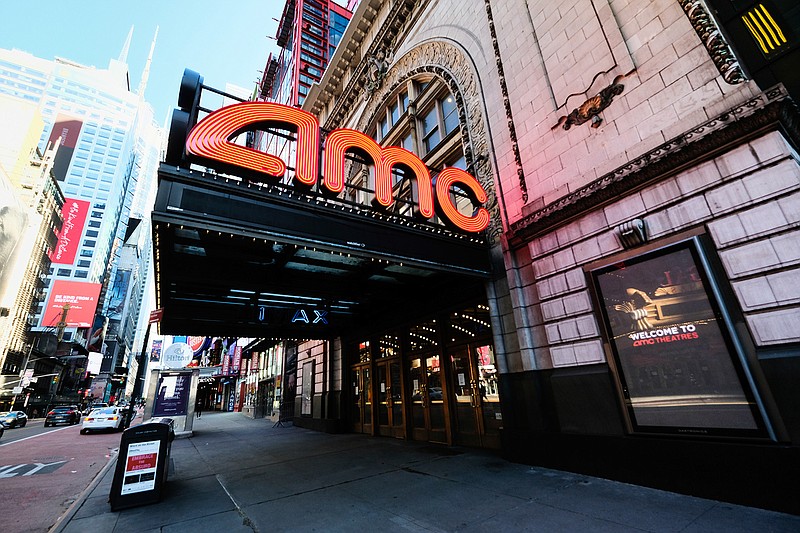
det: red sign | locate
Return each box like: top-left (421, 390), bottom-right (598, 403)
top-left (149, 308), bottom-right (163, 323)
top-left (185, 102), bottom-right (489, 233)
top-left (231, 344), bottom-right (241, 375)
top-left (51, 199), bottom-right (90, 264)
top-left (126, 453), bottom-right (157, 472)
top-left (41, 280), bottom-right (102, 328)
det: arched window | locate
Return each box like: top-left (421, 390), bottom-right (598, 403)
top-left (349, 77), bottom-right (475, 226)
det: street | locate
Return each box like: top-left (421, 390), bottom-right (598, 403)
top-left (0, 414), bottom-right (137, 532)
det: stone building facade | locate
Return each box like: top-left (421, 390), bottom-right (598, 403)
top-left (297, 0), bottom-right (799, 512)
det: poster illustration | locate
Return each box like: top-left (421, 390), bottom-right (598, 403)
top-left (152, 373), bottom-right (191, 417)
top-left (121, 440), bottom-right (159, 495)
top-left (591, 239), bottom-right (764, 436)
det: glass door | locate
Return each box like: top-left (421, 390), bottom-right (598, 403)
top-left (376, 360), bottom-right (405, 438)
top-left (408, 353), bottom-right (447, 443)
top-left (350, 365), bottom-right (372, 434)
top-left (447, 343), bottom-right (501, 449)
top-left (449, 346), bottom-right (480, 446)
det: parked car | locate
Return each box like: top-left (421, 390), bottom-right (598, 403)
top-left (44, 406), bottom-right (81, 427)
top-left (0, 410), bottom-right (28, 428)
top-left (81, 407), bottom-right (123, 434)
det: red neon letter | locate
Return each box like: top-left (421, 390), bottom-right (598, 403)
top-left (435, 167), bottom-right (490, 233)
top-left (186, 102), bottom-right (320, 186)
top-left (323, 129), bottom-right (434, 218)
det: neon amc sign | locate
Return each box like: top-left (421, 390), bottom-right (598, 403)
top-left (185, 102), bottom-right (489, 233)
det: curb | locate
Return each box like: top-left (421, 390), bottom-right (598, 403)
top-left (49, 449), bottom-right (119, 533)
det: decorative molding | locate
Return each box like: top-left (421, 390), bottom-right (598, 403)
top-left (324, 0), bottom-right (418, 130)
top-left (509, 86), bottom-right (799, 244)
top-left (554, 75), bottom-right (626, 130)
top-left (363, 47), bottom-right (393, 98)
top-left (355, 41), bottom-right (502, 241)
top-left (617, 218), bottom-right (647, 249)
top-left (678, 0), bottom-right (746, 85)
top-left (484, 0), bottom-right (528, 203)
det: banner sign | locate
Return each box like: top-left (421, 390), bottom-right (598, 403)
top-left (231, 343), bottom-right (241, 375)
top-left (150, 340), bottom-right (162, 363)
top-left (51, 198), bottom-right (90, 265)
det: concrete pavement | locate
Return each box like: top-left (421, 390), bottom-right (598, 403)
top-left (54, 411), bottom-right (800, 532)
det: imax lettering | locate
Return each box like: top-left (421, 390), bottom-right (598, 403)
top-left (185, 102), bottom-right (489, 233)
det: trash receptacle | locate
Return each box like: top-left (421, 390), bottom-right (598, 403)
top-left (109, 418), bottom-right (175, 511)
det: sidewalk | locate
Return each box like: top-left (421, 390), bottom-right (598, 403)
top-left (54, 411), bottom-right (800, 532)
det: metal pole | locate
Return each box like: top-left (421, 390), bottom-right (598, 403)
top-left (125, 322), bottom-right (151, 428)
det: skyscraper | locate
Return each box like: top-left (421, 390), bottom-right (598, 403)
top-left (0, 30), bottom-right (162, 407)
top-left (259, 0), bottom-right (353, 107)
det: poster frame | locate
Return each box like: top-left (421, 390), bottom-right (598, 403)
top-left (585, 231), bottom-right (775, 440)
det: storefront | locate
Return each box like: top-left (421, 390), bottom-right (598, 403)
top-left (343, 303), bottom-right (501, 448)
top-left (151, 0), bottom-right (800, 513)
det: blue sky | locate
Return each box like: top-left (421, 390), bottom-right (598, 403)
top-left (0, 1), bottom-right (284, 123)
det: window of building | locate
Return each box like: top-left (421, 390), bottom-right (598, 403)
top-left (56, 268), bottom-right (71, 276)
top-left (421, 105), bottom-right (441, 153)
top-left (367, 77), bottom-right (468, 221)
top-left (74, 270), bottom-right (88, 278)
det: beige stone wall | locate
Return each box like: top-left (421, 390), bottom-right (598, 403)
top-left (309, 0), bottom-right (798, 373)
top-left (514, 131), bottom-right (800, 370)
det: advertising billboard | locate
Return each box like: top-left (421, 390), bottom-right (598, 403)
top-left (47, 116), bottom-right (82, 182)
top-left (51, 198), bottom-right (90, 265)
top-left (152, 372), bottom-right (191, 416)
top-left (0, 176), bottom-right (27, 307)
top-left (41, 280), bottom-right (102, 328)
top-left (589, 236), bottom-right (769, 438)
top-left (108, 269), bottom-right (131, 321)
top-left (87, 315), bottom-right (108, 353)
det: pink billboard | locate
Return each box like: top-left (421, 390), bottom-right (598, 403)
top-left (41, 280), bottom-right (102, 328)
top-left (51, 199), bottom-right (90, 264)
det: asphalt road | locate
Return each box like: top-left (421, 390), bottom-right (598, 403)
top-left (0, 413), bottom-right (140, 532)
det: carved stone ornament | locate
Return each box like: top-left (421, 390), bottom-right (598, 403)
top-left (678, 0), bottom-right (746, 85)
top-left (363, 48), bottom-right (393, 98)
top-left (554, 76), bottom-right (625, 130)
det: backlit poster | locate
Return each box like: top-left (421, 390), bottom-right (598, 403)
top-left (589, 237), bottom-right (768, 438)
top-left (152, 372), bottom-right (191, 416)
top-left (51, 198), bottom-right (90, 265)
top-left (41, 280), bottom-right (102, 328)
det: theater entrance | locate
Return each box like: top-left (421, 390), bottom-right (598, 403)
top-left (348, 303), bottom-right (500, 449)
